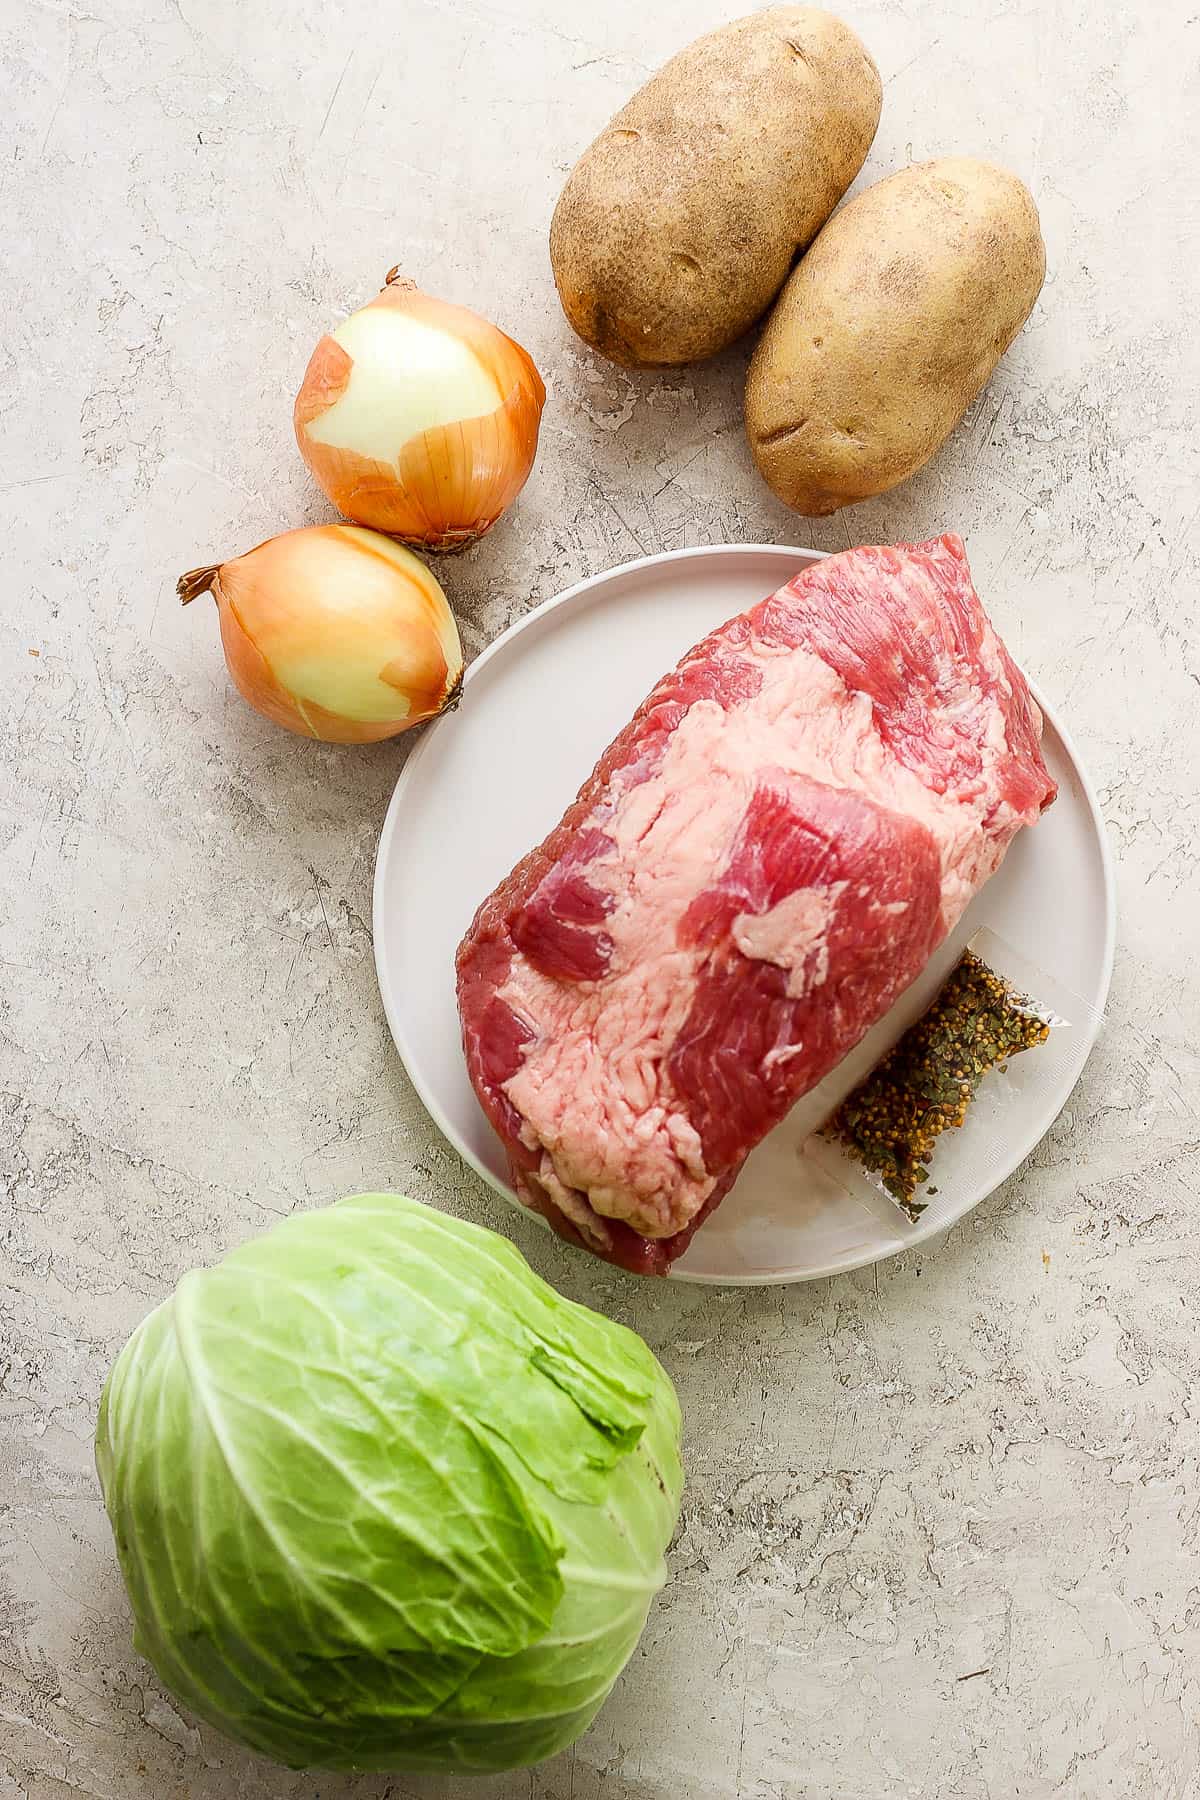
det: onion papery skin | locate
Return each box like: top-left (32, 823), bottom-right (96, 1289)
top-left (294, 278), bottom-right (546, 552)
top-left (179, 525), bottom-right (463, 744)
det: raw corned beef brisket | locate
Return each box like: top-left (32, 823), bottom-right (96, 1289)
top-left (456, 536), bottom-right (1056, 1274)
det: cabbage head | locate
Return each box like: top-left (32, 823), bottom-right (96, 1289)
top-left (95, 1193), bottom-right (682, 1772)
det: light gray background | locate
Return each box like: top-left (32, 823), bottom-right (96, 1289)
top-left (3, 1), bottom-right (1198, 1796)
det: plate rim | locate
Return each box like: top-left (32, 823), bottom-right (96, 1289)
top-left (373, 542), bottom-right (1116, 1286)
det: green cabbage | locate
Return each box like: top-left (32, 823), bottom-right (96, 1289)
top-left (95, 1193), bottom-right (682, 1772)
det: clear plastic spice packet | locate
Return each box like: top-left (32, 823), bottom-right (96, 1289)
top-left (804, 926), bottom-right (1105, 1228)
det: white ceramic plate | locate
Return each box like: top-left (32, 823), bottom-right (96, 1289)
top-left (374, 545), bottom-right (1115, 1285)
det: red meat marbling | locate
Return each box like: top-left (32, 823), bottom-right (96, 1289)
top-left (456, 537), bottom-right (1056, 1274)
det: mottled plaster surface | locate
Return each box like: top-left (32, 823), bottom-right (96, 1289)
top-left (2, 0), bottom-right (1198, 1795)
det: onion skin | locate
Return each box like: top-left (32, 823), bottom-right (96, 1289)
top-left (294, 275), bottom-right (546, 552)
top-left (179, 525), bottom-right (463, 744)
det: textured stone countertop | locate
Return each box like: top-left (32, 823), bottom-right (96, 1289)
top-left (3, 0), bottom-right (1198, 1795)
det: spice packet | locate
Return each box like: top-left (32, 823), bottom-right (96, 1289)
top-left (804, 926), bottom-right (1103, 1229)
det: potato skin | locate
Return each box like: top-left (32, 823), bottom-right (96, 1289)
top-left (745, 158), bottom-right (1047, 515)
top-left (549, 9), bottom-right (881, 369)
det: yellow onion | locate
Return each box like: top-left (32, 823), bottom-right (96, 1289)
top-left (178, 524), bottom-right (463, 744)
top-left (294, 271), bottom-right (545, 552)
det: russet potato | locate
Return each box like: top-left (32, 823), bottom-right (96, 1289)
top-left (550, 9), bottom-right (881, 369)
top-left (745, 157), bottom-right (1046, 515)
